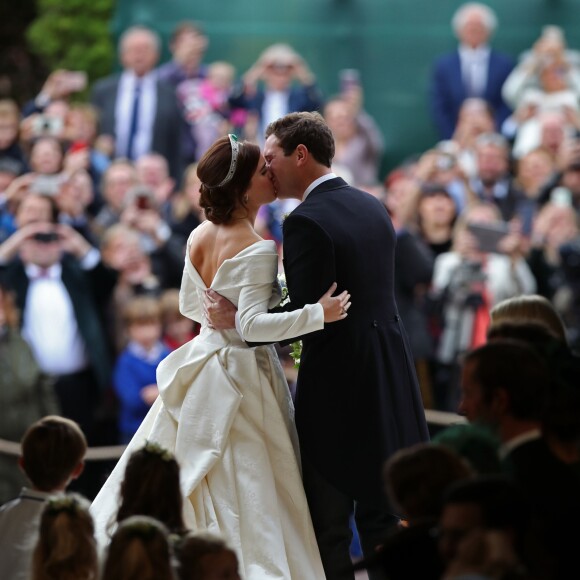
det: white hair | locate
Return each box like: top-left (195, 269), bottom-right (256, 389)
top-left (119, 25), bottom-right (161, 55)
top-left (452, 3), bottom-right (497, 35)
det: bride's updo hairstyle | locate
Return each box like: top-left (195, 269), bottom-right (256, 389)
top-left (197, 135), bottom-right (260, 224)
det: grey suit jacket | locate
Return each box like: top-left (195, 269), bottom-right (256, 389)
top-left (91, 73), bottom-right (184, 179)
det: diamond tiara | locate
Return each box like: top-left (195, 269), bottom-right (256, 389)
top-left (216, 134), bottom-right (240, 187)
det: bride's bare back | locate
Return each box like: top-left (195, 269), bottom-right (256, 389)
top-left (189, 221), bottom-right (262, 288)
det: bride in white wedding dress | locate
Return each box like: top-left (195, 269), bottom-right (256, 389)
top-left (91, 135), bottom-right (350, 579)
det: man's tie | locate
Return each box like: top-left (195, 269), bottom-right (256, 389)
top-left (126, 80), bottom-right (142, 160)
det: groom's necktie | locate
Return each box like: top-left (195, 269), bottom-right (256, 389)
top-left (126, 80), bottom-right (142, 160)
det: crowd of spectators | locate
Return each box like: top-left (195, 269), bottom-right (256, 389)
top-left (0, 4), bottom-right (579, 578)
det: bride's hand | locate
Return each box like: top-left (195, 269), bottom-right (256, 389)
top-left (318, 282), bottom-right (351, 323)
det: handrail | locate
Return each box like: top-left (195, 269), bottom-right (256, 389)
top-left (0, 410), bottom-right (465, 461)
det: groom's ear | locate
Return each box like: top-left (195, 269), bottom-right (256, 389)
top-left (295, 144), bottom-right (308, 166)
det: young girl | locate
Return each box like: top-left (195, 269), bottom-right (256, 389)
top-left (31, 493), bottom-right (97, 580)
top-left (175, 532), bottom-right (240, 580)
top-left (101, 515), bottom-right (175, 580)
top-left (111, 442), bottom-right (187, 538)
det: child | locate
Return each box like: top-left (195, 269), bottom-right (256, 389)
top-left (31, 492), bottom-right (98, 580)
top-left (101, 515), bottom-right (175, 580)
top-left (111, 442), bottom-right (187, 538)
top-left (0, 416), bottom-right (87, 580)
top-left (159, 288), bottom-right (198, 350)
top-left (113, 296), bottom-right (171, 443)
top-left (177, 61), bottom-right (243, 159)
top-left (175, 532), bottom-right (240, 580)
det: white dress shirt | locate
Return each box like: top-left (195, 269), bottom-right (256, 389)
top-left (22, 262), bottom-right (89, 375)
top-left (261, 90), bottom-right (289, 142)
top-left (302, 172), bottom-right (337, 200)
top-left (459, 44), bottom-right (490, 97)
top-left (498, 428), bottom-right (542, 461)
top-left (115, 70), bottom-right (158, 159)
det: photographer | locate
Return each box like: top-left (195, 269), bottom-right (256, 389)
top-left (536, 138), bottom-right (580, 211)
top-left (429, 202), bottom-right (536, 408)
top-left (0, 193), bottom-right (117, 444)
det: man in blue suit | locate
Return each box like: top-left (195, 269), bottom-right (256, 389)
top-left (91, 26), bottom-right (185, 181)
top-left (430, 3), bottom-right (515, 140)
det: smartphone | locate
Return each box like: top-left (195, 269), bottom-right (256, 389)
top-left (62, 71), bottom-right (88, 93)
top-left (33, 232), bottom-right (59, 243)
top-left (136, 193), bottom-right (151, 210)
top-left (30, 174), bottom-right (63, 196)
top-left (551, 186), bottom-right (573, 207)
top-left (467, 222), bottom-right (510, 253)
top-left (339, 69), bottom-right (360, 92)
top-left (69, 141), bottom-right (89, 154)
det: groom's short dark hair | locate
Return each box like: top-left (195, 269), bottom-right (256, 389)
top-left (265, 111), bottom-right (335, 167)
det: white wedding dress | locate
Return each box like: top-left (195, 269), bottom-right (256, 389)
top-left (91, 229), bottom-right (326, 579)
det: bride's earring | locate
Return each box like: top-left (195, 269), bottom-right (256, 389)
top-left (243, 194), bottom-right (249, 204)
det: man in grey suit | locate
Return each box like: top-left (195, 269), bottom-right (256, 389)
top-left (91, 26), bottom-right (184, 180)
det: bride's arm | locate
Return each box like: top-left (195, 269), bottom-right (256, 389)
top-left (237, 281), bottom-right (349, 342)
top-left (237, 283), bottom-right (325, 343)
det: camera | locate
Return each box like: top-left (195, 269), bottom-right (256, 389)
top-left (436, 154), bottom-right (456, 172)
top-left (32, 115), bottom-right (63, 137)
top-left (33, 232), bottom-right (59, 244)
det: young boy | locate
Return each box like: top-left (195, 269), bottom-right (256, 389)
top-left (113, 295), bottom-right (171, 443)
top-left (0, 415), bottom-right (87, 580)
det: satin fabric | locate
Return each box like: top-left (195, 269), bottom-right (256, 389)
top-left (91, 231), bottom-right (325, 579)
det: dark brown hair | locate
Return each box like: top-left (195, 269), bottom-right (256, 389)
top-left (115, 444), bottom-right (186, 535)
top-left (175, 532), bottom-right (235, 580)
top-left (32, 493), bottom-right (97, 580)
top-left (384, 443), bottom-right (473, 520)
top-left (197, 136), bottom-right (260, 225)
top-left (102, 516), bottom-right (174, 580)
top-left (21, 416), bottom-right (87, 491)
top-left (265, 111), bottom-right (335, 167)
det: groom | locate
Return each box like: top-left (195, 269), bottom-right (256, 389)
top-left (207, 112), bottom-right (429, 580)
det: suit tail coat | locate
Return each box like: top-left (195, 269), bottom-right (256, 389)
top-left (282, 177), bottom-right (429, 501)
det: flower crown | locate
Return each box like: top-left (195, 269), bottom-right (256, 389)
top-left (46, 494), bottom-right (88, 515)
top-left (143, 440), bottom-right (174, 462)
top-left (120, 516), bottom-right (165, 540)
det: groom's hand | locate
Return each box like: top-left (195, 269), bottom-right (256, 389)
top-left (204, 289), bottom-right (237, 330)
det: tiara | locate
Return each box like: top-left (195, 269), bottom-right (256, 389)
top-left (216, 134), bottom-right (240, 187)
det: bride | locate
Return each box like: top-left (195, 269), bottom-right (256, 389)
top-left (91, 134), bottom-right (350, 579)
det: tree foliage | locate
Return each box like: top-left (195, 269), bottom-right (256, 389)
top-left (26, 0), bottom-right (115, 85)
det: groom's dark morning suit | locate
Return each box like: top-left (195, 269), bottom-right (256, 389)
top-left (282, 176), bottom-right (429, 577)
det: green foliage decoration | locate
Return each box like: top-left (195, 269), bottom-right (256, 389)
top-left (26, 0), bottom-right (115, 88)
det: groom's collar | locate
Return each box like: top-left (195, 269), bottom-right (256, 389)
top-left (302, 173), bottom-right (337, 201)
